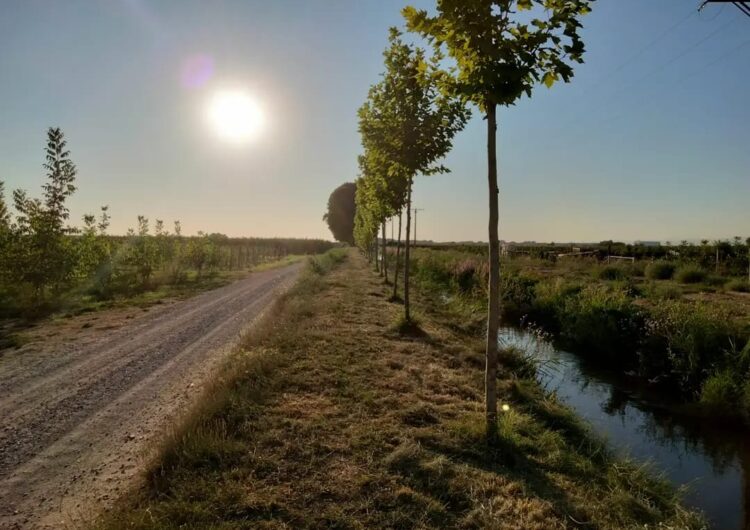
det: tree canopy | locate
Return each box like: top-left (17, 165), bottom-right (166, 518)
top-left (323, 182), bottom-right (357, 245)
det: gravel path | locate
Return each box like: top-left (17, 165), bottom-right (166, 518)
top-left (0, 263), bottom-right (301, 529)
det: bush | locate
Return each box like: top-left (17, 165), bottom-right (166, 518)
top-left (645, 261), bottom-right (675, 280)
top-left (557, 284), bottom-right (643, 362)
top-left (643, 301), bottom-right (743, 391)
top-left (629, 261), bottom-right (647, 277)
top-left (702, 275), bottom-right (727, 288)
top-left (726, 279), bottom-right (749, 293)
top-left (674, 265), bottom-right (707, 284)
top-left (596, 265), bottom-right (626, 281)
top-left (700, 370), bottom-right (738, 408)
top-left (645, 283), bottom-right (682, 301)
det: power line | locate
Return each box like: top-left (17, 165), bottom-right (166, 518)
top-left (584, 9), bottom-right (697, 93)
top-left (614, 16), bottom-right (737, 97)
top-left (700, 0), bottom-right (750, 19)
top-left (674, 37), bottom-right (750, 84)
top-left (732, 2), bottom-right (750, 17)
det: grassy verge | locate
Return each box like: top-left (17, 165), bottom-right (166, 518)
top-left (95, 248), bottom-right (703, 529)
top-left (0, 255), bottom-right (306, 354)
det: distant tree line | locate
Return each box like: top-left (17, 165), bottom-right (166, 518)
top-left (433, 240), bottom-right (750, 277)
top-left (0, 128), bottom-right (334, 318)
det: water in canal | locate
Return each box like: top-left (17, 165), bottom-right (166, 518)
top-left (499, 327), bottom-right (749, 530)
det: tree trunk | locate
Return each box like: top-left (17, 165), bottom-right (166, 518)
top-left (404, 181), bottom-right (412, 321)
top-left (393, 210), bottom-right (402, 300)
top-left (382, 220), bottom-right (388, 283)
top-left (374, 229), bottom-right (380, 273)
top-left (485, 101), bottom-right (500, 444)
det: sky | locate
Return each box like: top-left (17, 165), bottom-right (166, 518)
top-left (0, 0), bottom-right (748, 243)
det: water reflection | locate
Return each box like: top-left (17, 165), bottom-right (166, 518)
top-left (499, 328), bottom-right (750, 530)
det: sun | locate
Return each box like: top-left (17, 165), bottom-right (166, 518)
top-left (207, 90), bottom-right (264, 143)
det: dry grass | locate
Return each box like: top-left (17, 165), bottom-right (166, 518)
top-left (95, 248), bottom-right (703, 530)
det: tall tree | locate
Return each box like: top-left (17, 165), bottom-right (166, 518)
top-left (404, 0), bottom-right (592, 442)
top-left (358, 28), bottom-right (468, 320)
top-left (323, 182), bottom-right (357, 244)
top-left (12, 127), bottom-right (79, 299)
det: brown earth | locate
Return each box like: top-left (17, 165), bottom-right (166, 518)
top-left (0, 263), bottom-right (301, 530)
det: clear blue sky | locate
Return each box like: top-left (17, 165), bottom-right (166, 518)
top-left (1, 0), bottom-right (748, 242)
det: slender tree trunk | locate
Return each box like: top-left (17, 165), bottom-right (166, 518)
top-left (485, 101), bottom-right (500, 444)
top-left (374, 230), bottom-right (380, 273)
top-left (382, 220), bottom-right (388, 283)
top-left (404, 181), bottom-right (412, 321)
top-left (393, 210), bottom-right (402, 300)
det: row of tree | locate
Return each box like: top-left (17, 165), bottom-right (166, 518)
top-left (1, 128), bottom-right (334, 318)
top-left (336, 0), bottom-right (594, 443)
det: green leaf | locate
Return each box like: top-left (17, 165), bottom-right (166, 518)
top-left (542, 72), bottom-right (557, 88)
top-left (517, 0), bottom-right (533, 11)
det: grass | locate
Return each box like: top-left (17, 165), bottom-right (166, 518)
top-left (95, 248), bottom-right (703, 530)
top-left (404, 248), bottom-right (750, 419)
top-left (0, 255), bottom-right (306, 353)
top-left (251, 254), bottom-right (306, 272)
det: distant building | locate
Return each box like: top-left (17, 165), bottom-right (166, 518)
top-left (635, 241), bottom-right (661, 247)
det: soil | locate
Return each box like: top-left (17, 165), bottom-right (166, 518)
top-left (0, 264), bottom-right (301, 529)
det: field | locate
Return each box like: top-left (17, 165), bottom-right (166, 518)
top-left (402, 243), bottom-right (750, 420)
top-left (94, 249), bottom-right (703, 530)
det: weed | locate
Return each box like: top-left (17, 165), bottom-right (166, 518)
top-left (646, 261), bottom-right (676, 280)
top-left (674, 265), bottom-right (707, 284)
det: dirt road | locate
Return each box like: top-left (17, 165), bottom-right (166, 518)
top-left (0, 263), bottom-right (301, 529)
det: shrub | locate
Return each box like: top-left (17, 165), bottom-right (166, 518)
top-left (674, 265), bottom-right (706, 284)
top-left (629, 261), bottom-right (647, 277)
top-left (557, 284), bottom-right (643, 362)
top-left (643, 301), bottom-right (742, 391)
top-left (704, 275), bottom-right (728, 287)
top-left (645, 261), bottom-right (675, 280)
top-left (645, 283), bottom-right (682, 301)
top-left (726, 279), bottom-right (749, 293)
top-left (500, 274), bottom-right (537, 320)
top-left (596, 265), bottom-right (625, 281)
top-left (742, 380), bottom-right (750, 419)
top-left (700, 370), bottom-right (738, 408)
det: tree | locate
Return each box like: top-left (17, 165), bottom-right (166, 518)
top-left (323, 182), bottom-right (357, 245)
top-left (404, 0), bottom-right (592, 442)
top-left (357, 28), bottom-right (468, 320)
top-left (0, 181), bottom-right (10, 291)
top-left (0, 181), bottom-right (9, 231)
top-left (11, 127), bottom-right (79, 300)
top-left (127, 216), bottom-right (158, 287)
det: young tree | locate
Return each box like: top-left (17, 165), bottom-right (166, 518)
top-left (323, 182), bottom-right (357, 244)
top-left (0, 181), bottom-right (9, 231)
top-left (404, 0), bottom-right (592, 442)
top-left (0, 181), bottom-right (10, 293)
top-left (128, 216), bottom-right (158, 287)
top-left (358, 28), bottom-right (468, 320)
top-left (12, 127), bottom-right (79, 300)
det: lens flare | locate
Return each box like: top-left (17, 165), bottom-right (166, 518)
top-left (207, 90), bottom-right (264, 143)
top-left (181, 54), bottom-right (214, 89)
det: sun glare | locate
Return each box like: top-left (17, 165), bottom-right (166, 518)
top-left (208, 90), bottom-right (264, 143)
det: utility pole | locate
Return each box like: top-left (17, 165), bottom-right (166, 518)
top-left (413, 208), bottom-right (424, 245)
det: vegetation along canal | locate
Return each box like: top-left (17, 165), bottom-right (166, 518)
top-left (500, 327), bottom-right (750, 530)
